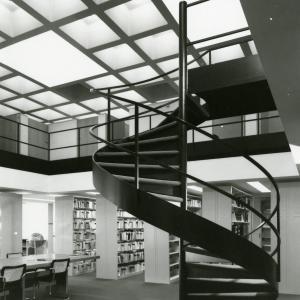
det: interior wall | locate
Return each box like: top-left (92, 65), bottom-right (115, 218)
top-left (0, 193), bottom-right (22, 258)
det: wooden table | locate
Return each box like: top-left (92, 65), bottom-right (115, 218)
top-left (0, 254), bottom-right (100, 300)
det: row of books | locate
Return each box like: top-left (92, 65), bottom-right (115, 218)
top-left (73, 240), bottom-right (96, 251)
top-left (74, 220), bottom-right (96, 230)
top-left (118, 262), bottom-right (145, 278)
top-left (74, 198), bottom-right (96, 210)
top-left (73, 231), bottom-right (95, 241)
top-left (74, 210), bottom-right (96, 219)
top-left (117, 219), bottom-right (144, 230)
top-left (118, 241), bottom-right (144, 252)
top-left (117, 210), bottom-right (135, 218)
top-left (118, 251), bottom-right (144, 265)
top-left (118, 231), bottom-right (144, 242)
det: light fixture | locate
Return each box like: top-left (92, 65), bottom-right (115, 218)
top-left (13, 191), bottom-right (32, 195)
top-left (48, 194), bottom-right (64, 197)
top-left (86, 191), bottom-right (100, 195)
top-left (188, 185), bottom-right (203, 193)
top-left (247, 181), bottom-right (271, 193)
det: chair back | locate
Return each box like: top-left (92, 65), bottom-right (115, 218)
top-left (1, 264), bottom-right (26, 283)
top-left (51, 258), bottom-right (70, 274)
top-left (6, 252), bottom-right (22, 259)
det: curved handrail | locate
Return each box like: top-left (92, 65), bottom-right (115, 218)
top-left (89, 92), bottom-right (280, 257)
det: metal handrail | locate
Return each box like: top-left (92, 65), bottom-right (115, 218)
top-left (89, 91), bottom-right (280, 257)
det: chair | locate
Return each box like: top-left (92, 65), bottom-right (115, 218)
top-left (37, 258), bottom-right (70, 299)
top-left (0, 264), bottom-right (26, 300)
top-left (6, 253), bottom-right (23, 259)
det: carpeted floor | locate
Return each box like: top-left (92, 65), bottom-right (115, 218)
top-left (34, 272), bottom-right (299, 300)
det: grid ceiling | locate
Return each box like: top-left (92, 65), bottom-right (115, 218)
top-left (0, 0), bottom-right (255, 123)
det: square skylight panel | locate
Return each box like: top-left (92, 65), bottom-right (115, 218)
top-left (94, 44), bottom-right (144, 70)
top-left (0, 65), bottom-right (11, 77)
top-left (56, 103), bottom-right (90, 116)
top-left (135, 30), bottom-right (178, 60)
top-left (0, 31), bottom-right (106, 87)
top-left (0, 87), bottom-right (15, 100)
top-left (114, 90), bottom-right (146, 103)
top-left (93, 0), bottom-right (109, 4)
top-left (86, 75), bottom-right (124, 89)
top-left (120, 66), bottom-right (159, 83)
top-left (111, 108), bottom-right (129, 119)
top-left (105, 0), bottom-right (167, 36)
top-left (23, 0), bottom-right (87, 22)
top-left (81, 97), bottom-right (116, 111)
top-left (249, 41), bottom-right (258, 55)
top-left (0, 37), bottom-right (4, 43)
top-left (6, 98), bottom-right (42, 111)
top-left (0, 0), bottom-right (42, 37)
top-left (30, 91), bottom-right (69, 106)
top-left (60, 14), bottom-right (119, 49)
top-left (210, 45), bottom-right (244, 64)
top-left (0, 76), bottom-right (42, 94)
top-left (32, 109), bottom-right (65, 121)
top-left (76, 113), bottom-right (98, 120)
top-left (0, 103), bottom-right (18, 116)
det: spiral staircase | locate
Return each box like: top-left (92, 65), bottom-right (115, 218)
top-left (89, 1), bottom-right (280, 299)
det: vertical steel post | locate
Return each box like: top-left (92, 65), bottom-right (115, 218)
top-left (134, 105), bottom-right (140, 190)
top-left (77, 128), bottom-right (81, 158)
top-left (16, 123), bottom-right (20, 154)
top-left (179, 2), bottom-right (188, 300)
top-left (107, 88), bottom-right (111, 142)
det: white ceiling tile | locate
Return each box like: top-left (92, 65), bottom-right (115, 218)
top-left (32, 108), bottom-right (65, 120)
top-left (86, 75), bottom-right (124, 89)
top-left (135, 30), bottom-right (178, 59)
top-left (114, 90), bottom-right (146, 103)
top-left (120, 66), bottom-right (159, 83)
top-left (249, 40), bottom-right (258, 55)
top-left (56, 103), bottom-right (90, 116)
top-left (93, 0), bottom-right (109, 4)
top-left (76, 113), bottom-right (98, 119)
top-left (111, 108), bottom-right (129, 119)
top-left (0, 103), bottom-right (18, 116)
top-left (6, 98), bottom-right (43, 111)
top-left (0, 76), bottom-right (42, 94)
top-left (0, 87), bottom-right (16, 100)
top-left (25, 114), bottom-right (43, 122)
top-left (105, 0), bottom-right (167, 36)
top-left (30, 91), bottom-right (69, 106)
top-left (0, 0), bottom-right (42, 37)
top-left (23, 0), bottom-right (87, 22)
top-left (0, 31), bottom-right (106, 87)
top-left (81, 97), bottom-right (116, 111)
top-left (0, 65), bottom-right (11, 77)
top-left (60, 14), bottom-right (119, 49)
top-left (211, 44), bottom-right (244, 64)
top-left (0, 36), bottom-right (4, 43)
top-left (94, 44), bottom-right (144, 70)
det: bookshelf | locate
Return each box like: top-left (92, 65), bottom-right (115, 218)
top-left (117, 209), bottom-right (145, 278)
top-left (187, 193), bottom-right (202, 213)
top-left (231, 187), bottom-right (251, 238)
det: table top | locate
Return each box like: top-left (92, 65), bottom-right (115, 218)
top-left (0, 254), bottom-right (100, 270)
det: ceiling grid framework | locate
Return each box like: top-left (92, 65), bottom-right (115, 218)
top-left (0, 0), bottom-right (253, 123)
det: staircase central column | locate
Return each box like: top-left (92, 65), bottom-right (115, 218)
top-left (179, 1), bottom-right (188, 300)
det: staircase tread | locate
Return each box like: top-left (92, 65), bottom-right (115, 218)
top-left (97, 150), bottom-right (179, 156)
top-left (149, 192), bottom-right (183, 202)
top-left (114, 175), bottom-right (181, 186)
top-left (98, 162), bottom-right (179, 169)
top-left (138, 121), bottom-right (177, 137)
top-left (187, 292), bottom-right (276, 296)
top-left (186, 278), bottom-right (268, 285)
top-left (116, 135), bottom-right (178, 146)
top-left (187, 262), bottom-right (244, 270)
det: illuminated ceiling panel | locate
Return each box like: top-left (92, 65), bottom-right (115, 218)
top-left (163, 0), bottom-right (248, 42)
top-left (0, 103), bottom-right (18, 116)
top-left (0, 0), bottom-right (42, 37)
top-left (249, 41), bottom-right (258, 55)
top-left (24, 0), bottom-right (87, 22)
top-left (0, 76), bottom-right (42, 94)
top-left (81, 97), bottom-right (116, 111)
top-left (111, 108), bottom-right (129, 119)
top-left (210, 44), bottom-right (244, 64)
top-left (77, 113), bottom-right (98, 119)
top-left (105, 0), bottom-right (167, 36)
top-left (0, 65), bottom-right (11, 77)
top-left (114, 90), bottom-right (146, 103)
top-left (32, 108), bottom-right (65, 120)
top-left (60, 15), bottom-right (120, 49)
top-left (93, 0), bottom-right (109, 4)
top-left (0, 87), bottom-right (16, 100)
top-left (135, 30), bottom-right (178, 59)
top-left (30, 91), bottom-right (69, 106)
top-left (86, 74), bottom-right (124, 89)
top-left (56, 103), bottom-right (90, 116)
top-left (120, 66), bottom-right (158, 83)
top-left (0, 31), bottom-right (106, 87)
top-left (94, 44), bottom-right (144, 70)
top-left (6, 98), bottom-right (42, 111)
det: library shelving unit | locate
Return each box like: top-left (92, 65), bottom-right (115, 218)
top-left (261, 198), bottom-right (271, 252)
top-left (117, 209), bottom-right (145, 278)
top-left (187, 193), bottom-right (202, 214)
top-left (144, 202), bottom-right (180, 284)
top-left (55, 195), bottom-right (98, 276)
top-left (231, 187), bottom-right (251, 238)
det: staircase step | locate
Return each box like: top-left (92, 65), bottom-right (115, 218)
top-left (98, 162), bottom-right (179, 170)
top-left (186, 278), bottom-right (273, 293)
top-left (149, 192), bottom-right (183, 203)
top-left (97, 150), bottom-right (179, 156)
top-left (185, 246), bottom-right (222, 259)
top-left (116, 135), bottom-right (178, 147)
top-left (185, 292), bottom-right (277, 300)
top-left (114, 175), bottom-right (181, 186)
top-left (186, 263), bottom-right (260, 279)
top-left (138, 121), bottom-right (178, 139)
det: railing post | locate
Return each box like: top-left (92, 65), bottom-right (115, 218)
top-left (208, 50), bottom-right (212, 65)
top-left (179, 2), bottom-right (188, 300)
top-left (48, 132), bottom-right (50, 161)
top-left (134, 105), bottom-right (140, 190)
top-left (77, 128), bottom-right (81, 158)
top-left (107, 88), bottom-right (112, 142)
top-left (16, 123), bottom-right (20, 154)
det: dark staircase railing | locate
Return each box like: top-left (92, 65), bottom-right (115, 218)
top-left (89, 2), bottom-right (280, 299)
